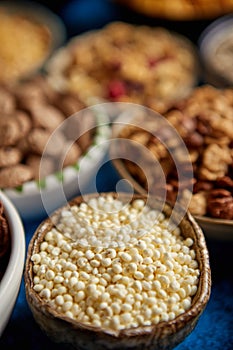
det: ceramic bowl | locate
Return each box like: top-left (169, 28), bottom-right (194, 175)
top-left (199, 14), bottom-right (233, 87)
top-left (24, 192), bottom-right (211, 350)
top-left (0, 191), bottom-right (25, 336)
top-left (194, 216), bottom-right (233, 241)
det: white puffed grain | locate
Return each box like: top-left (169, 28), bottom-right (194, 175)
top-left (31, 194), bottom-right (200, 331)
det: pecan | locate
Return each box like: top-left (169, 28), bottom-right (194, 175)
top-left (208, 188), bottom-right (232, 199)
top-left (215, 176), bottom-right (233, 191)
top-left (183, 132), bottom-right (204, 148)
top-left (193, 180), bottom-right (213, 193)
top-left (207, 189), bottom-right (233, 219)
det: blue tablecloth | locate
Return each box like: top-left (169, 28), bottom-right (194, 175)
top-left (1, 1), bottom-right (233, 349)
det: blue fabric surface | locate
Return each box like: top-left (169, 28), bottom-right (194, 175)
top-left (1, 1), bottom-right (233, 349)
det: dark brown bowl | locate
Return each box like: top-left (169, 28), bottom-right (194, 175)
top-left (25, 192), bottom-right (211, 350)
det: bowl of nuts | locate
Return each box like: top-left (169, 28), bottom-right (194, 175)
top-left (0, 76), bottom-right (111, 220)
top-left (46, 22), bottom-right (200, 115)
top-left (110, 86), bottom-right (233, 240)
top-left (24, 192), bottom-right (211, 350)
top-left (0, 190), bottom-right (25, 336)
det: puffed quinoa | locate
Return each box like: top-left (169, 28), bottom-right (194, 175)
top-left (31, 194), bottom-right (200, 331)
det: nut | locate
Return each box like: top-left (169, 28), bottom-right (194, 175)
top-left (0, 164), bottom-right (34, 189)
top-left (0, 76), bottom-right (94, 189)
top-left (207, 189), bottom-right (233, 220)
top-left (118, 85), bottom-right (233, 219)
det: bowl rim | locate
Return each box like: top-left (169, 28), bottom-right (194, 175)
top-left (198, 13), bottom-right (233, 50)
top-left (194, 214), bottom-right (233, 226)
top-left (25, 192), bottom-right (211, 340)
top-left (0, 191), bottom-right (25, 299)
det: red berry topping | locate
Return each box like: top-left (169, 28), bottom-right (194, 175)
top-left (107, 80), bottom-right (126, 99)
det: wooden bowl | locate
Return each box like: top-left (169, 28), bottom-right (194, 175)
top-left (25, 192), bottom-right (211, 350)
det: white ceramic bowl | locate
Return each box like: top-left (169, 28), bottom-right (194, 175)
top-left (0, 191), bottom-right (25, 337)
top-left (199, 14), bottom-right (233, 87)
top-left (3, 108), bottom-right (111, 221)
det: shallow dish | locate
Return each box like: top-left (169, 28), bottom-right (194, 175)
top-left (25, 192), bottom-right (211, 350)
top-left (199, 14), bottom-right (233, 87)
top-left (0, 0), bottom-right (66, 83)
top-left (0, 191), bottom-right (25, 336)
